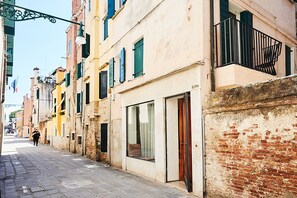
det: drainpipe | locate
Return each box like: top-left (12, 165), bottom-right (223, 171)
top-left (210, 0), bottom-right (215, 92)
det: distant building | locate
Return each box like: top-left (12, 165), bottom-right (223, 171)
top-left (22, 94), bottom-right (32, 138)
top-left (31, 67), bottom-right (54, 144)
top-left (15, 110), bottom-right (23, 137)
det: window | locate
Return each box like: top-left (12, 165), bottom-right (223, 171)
top-left (103, 18), bottom-right (108, 40)
top-left (76, 93), bottom-right (81, 113)
top-left (119, 48), bottom-right (126, 83)
top-left (71, 133), bottom-right (75, 140)
top-left (101, 123), bottom-right (108, 152)
top-left (54, 125), bottom-right (57, 136)
top-left (65, 72), bottom-right (70, 87)
top-left (134, 38), bottom-right (144, 78)
top-left (286, 45), bottom-right (292, 76)
top-left (78, 136), bottom-right (82, 144)
top-left (99, 71), bottom-right (108, 99)
top-left (77, 63), bottom-right (82, 79)
top-left (88, 0), bottom-right (91, 12)
top-left (115, 0), bottom-right (126, 11)
top-left (86, 82), bottom-right (90, 104)
top-left (68, 98), bottom-right (71, 116)
top-left (62, 123), bottom-right (65, 137)
top-left (127, 102), bottom-right (155, 161)
top-left (54, 98), bottom-right (57, 113)
top-left (67, 40), bottom-right (72, 56)
top-left (109, 58), bottom-right (114, 88)
top-left (36, 89), bottom-right (39, 100)
top-left (82, 34), bottom-right (90, 58)
top-left (61, 92), bottom-right (66, 111)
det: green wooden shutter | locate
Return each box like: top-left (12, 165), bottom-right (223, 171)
top-left (82, 34), bottom-right (90, 58)
top-left (86, 83), bottom-right (90, 104)
top-left (4, 0), bottom-right (15, 35)
top-left (77, 63), bottom-right (82, 79)
top-left (134, 39), bottom-right (144, 78)
top-left (76, 93), bottom-right (81, 113)
top-left (240, 11), bottom-right (253, 67)
top-left (220, 0), bottom-right (229, 65)
top-left (66, 72), bottom-right (70, 87)
top-left (104, 18), bottom-right (108, 40)
top-left (220, 0), bottom-right (229, 22)
top-left (285, 45), bottom-right (291, 76)
top-left (109, 58), bottom-right (114, 88)
top-left (101, 123), bottom-right (108, 152)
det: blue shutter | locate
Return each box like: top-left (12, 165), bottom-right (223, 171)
top-left (109, 58), bottom-right (114, 88)
top-left (120, 48), bottom-right (126, 83)
top-left (122, 0), bottom-right (127, 5)
top-left (108, 0), bottom-right (115, 19)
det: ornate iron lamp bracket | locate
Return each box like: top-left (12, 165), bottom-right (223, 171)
top-left (0, 2), bottom-right (81, 25)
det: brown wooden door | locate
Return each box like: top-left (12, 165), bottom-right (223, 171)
top-left (178, 93), bottom-right (192, 192)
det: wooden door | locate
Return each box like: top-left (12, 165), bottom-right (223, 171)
top-left (178, 93), bottom-right (192, 192)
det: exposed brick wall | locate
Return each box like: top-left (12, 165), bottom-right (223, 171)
top-left (204, 76), bottom-right (297, 198)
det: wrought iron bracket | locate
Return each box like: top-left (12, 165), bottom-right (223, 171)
top-left (0, 2), bottom-right (81, 26)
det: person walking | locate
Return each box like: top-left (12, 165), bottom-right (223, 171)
top-left (32, 129), bottom-right (40, 146)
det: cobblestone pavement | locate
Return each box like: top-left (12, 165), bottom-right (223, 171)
top-left (0, 136), bottom-right (196, 198)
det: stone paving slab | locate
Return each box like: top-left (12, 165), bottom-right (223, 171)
top-left (0, 136), bottom-right (197, 198)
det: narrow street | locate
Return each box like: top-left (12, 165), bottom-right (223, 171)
top-left (0, 136), bottom-right (195, 198)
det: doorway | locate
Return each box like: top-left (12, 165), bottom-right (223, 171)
top-left (166, 93), bottom-right (192, 192)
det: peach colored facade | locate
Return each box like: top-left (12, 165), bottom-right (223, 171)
top-left (22, 94), bottom-right (31, 138)
top-left (65, 0), bottom-right (85, 154)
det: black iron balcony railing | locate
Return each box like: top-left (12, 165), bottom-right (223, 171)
top-left (214, 18), bottom-right (282, 75)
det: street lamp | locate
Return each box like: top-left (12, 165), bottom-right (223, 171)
top-left (0, 2), bottom-right (86, 45)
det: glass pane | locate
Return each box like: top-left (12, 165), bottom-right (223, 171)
top-left (127, 102), bottom-right (155, 161)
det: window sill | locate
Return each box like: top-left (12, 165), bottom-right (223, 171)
top-left (128, 73), bottom-right (145, 82)
top-left (126, 156), bottom-right (155, 163)
top-left (112, 6), bottom-right (125, 20)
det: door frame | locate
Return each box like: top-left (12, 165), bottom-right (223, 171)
top-left (165, 92), bottom-right (192, 192)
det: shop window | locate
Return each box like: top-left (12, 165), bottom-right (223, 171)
top-left (127, 101), bottom-right (155, 161)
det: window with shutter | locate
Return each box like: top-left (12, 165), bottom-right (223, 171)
top-left (36, 89), bottom-right (39, 100)
top-left (120, 48), bottom-right (125, 83)
top-left (86, 83), bottom-right (90, 104)
top-left (285, 45), bottom-right (292, 76)
top-left (101, 123), bottom-right (108, 152)
top-left (61, 92), bottom-right (66, 110)
top-left (66, 72), bottom-right (70, 87)
top-left (134, 38), bottom-right (144, 78)
top-left (240, 11), bottom-right (253, 67)
top-left (99, 71), bottom-right (108, 99)
top-left (77, 63), bottom-right (82, 79)
top-left (54, 98), bottom-right (57, 113)
top-left (76, 93), bottom-right (81, 113)
top-left (109, 58), bottom-right (114, 88)
top-left (103, 18), bottom-right (108, 40)
top-left (82, 34), bottom-right (90, 58)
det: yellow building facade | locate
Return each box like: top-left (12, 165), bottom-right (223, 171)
top-left (50, 67), bottom-right (68, 150)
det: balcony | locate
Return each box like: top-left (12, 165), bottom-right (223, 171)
top-left (214, 18), bottom-right (282, 89)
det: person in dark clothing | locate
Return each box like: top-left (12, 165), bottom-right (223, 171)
top-left (32, 129), bottom-right (40, 146)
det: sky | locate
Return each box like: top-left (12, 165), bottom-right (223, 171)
top-left (5, 0), bottom-right (72, 106)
